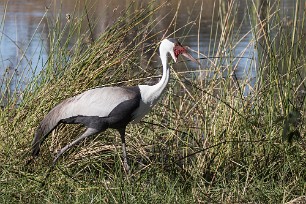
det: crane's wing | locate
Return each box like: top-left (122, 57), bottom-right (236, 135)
top-left (63, 87), bottom-right (139, 118)
top-left (32, 86), bottom-right (141, 156)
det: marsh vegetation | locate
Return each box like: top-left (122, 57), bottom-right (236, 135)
top-left (0, 0), bottom-right (305, 203)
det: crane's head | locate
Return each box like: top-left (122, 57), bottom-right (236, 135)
top-left (160, 38), bottom-right (199, 65)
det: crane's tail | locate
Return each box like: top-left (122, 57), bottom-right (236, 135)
top-left (32, 108), bottom-right (62, 157)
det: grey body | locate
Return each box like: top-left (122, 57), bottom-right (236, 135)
top-left (32, 86), bottom-right (141, 171)
top-left (31, 38), bottom-right (198, 172)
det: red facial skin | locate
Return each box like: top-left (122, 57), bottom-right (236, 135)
top-left (174, 43), bottom-right (187, 59)
top-left (174, 43), bottom-right (200, 65)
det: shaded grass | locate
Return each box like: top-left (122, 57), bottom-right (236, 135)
top-left (1, 0), bottom-right (306, 203)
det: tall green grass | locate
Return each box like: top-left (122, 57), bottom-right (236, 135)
top-left (0, 0), bottom-right (305, 203)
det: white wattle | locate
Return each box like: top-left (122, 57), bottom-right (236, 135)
top-left (132, 40), bottom-right (171, 123)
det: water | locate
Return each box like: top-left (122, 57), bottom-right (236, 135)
top-left (0, 0), bottom-right (303, 101)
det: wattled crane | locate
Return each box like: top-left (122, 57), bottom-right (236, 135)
top-left (31, 38), bottom-right (199, 172)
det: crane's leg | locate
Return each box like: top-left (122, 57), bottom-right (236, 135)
top-left (52, 127), bottom-right (99, 167)
top-left (118, 127), bottom-right (130, 173)
top-left (42, 128), bottom-right (100, 185)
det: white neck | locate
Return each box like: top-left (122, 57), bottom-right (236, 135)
top-left (132, 42), bottom-right (171, 123)
top-left (153, 47), bottom-right (170, 94)
top-left (138, 44), bottom-right (170, 107)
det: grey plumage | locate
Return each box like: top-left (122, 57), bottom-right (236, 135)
top-left (32, 86), bottom-right (140, 166)
top-left (31, 38), bottom-right (199, 172)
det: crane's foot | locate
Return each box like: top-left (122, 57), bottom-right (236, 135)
top-left (53, 153), bottom-right (61, 166)
top-left (25, 157), bottom-right (34, 166)
top-left (123, 160), bottom-right (130, 175)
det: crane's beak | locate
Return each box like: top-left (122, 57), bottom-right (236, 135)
top-left (173, 44), bottom-right (200, 65)
top-left (181, 50), bottom-right (200, 65)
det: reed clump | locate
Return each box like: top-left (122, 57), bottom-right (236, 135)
top-left (0, 1), bottom-right (305, 203)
